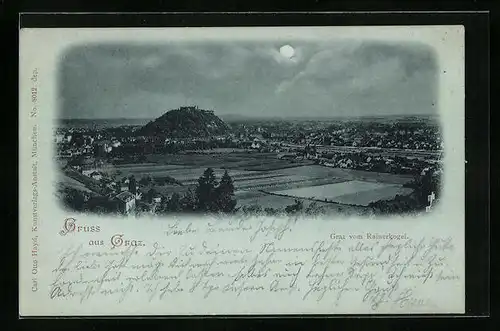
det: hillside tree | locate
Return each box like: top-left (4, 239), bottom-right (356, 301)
top-left (128, 175), bottom-right (137, 194)
top-left (285, 199), bottom-right (304, 214)
top-left (215, 170), bottom-right (237, 212)
top-left (139, 175), bottom-right (153, 186)
top-left (146, 188), bottom-right (157, 203)
top-left (180, 188), bottom-right (197, 212)
top-left (195, 168), bottom-right (219, 211)
top-left (63, 188), bottom-right (85, 211)
top-left (165, 192), bottom-right (182, 212)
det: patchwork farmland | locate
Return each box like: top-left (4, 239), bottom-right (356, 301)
top-left (99, 153), bottom-right (415, 209)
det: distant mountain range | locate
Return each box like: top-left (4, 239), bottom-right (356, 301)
top-left (136, 106), bottom-right (231, 137)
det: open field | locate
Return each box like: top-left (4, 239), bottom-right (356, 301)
top-left (333, 186), bottom-right (414, 206)
top-left (59, 174), bottom-right (95, 193)
top-left (61, 152), bottom-right (415, 210)
top-left (103, 166), bottom-right (256, 182)
top-left (134, 161), bottom-right (413, 208)
top-left (236, 177), bottom-right (346, 191)
top-left (182, 148), bottom-right (248, 154)
top-left (269, 165), bottom-right (413, 184)
top-left (237, 194), bottom-right (371, 214)
top-left (144, 152), bottom-right (313, 171)
top-left (271, 180), bottom-right (414, 206)
top-left (112, 163), bottom-right (184, 170)
top-left (105, 153), bottom-right (412, 183)
top-left (274, 180), bottom-right (393, 199)
top-left (238, 194), bottom-right (329, 209)
top-left (278, 165), bottom-right (414, 184)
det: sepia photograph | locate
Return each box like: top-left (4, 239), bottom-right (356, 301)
top-left (54, 39), bottom-right (443, 218)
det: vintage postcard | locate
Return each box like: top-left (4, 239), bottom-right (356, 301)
top-left (19, 25), bottom-right (465, 316)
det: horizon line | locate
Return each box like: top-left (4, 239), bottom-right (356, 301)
top-left (60, 113), bottom-right (438, 120)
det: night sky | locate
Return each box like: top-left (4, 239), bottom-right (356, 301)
top-left (60, 40), bottom-right (438, 119)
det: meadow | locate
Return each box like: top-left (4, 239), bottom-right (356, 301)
top-left (332, 186), bottom-right (414, 206)
top-left (59, 174), bottom-right (94, 193)
top-left (272, 180), bottom-right (414, 206)
top-left (99, 153), bottom-right (415, 209)
top-left (273, 180), bottom-right (392, 200)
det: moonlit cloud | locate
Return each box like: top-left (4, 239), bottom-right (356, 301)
top-left (141, 55), bottom-right (163, 68)
top-left (60, 40), bottom-right (438, 119)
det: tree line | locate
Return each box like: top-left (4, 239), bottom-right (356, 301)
top-left (368, 167), bottom-right (441, 214)
top-left (157, 168), bottom-right (237, 214)
top-left (156, 168), bottom-right (326, 216)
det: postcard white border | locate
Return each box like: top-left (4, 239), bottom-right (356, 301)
top-left (19, 26), bottom-right (465, 316)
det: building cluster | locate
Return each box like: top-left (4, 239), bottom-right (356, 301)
top-left (55, 119), bottom-right (442, 165)
top-left (62, 152), bottom-right (165, 215)
top-left (230, 121), bottom-right (443, 151)
top-left (55, 117), bottom-right (443, 215)
top-left (317, 152), bottom-right (442, 176)
top-left (54, 128), bottom-right (127, 159)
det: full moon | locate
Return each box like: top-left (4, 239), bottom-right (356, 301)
top-left (279, 45), bottom-right (295, 59)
